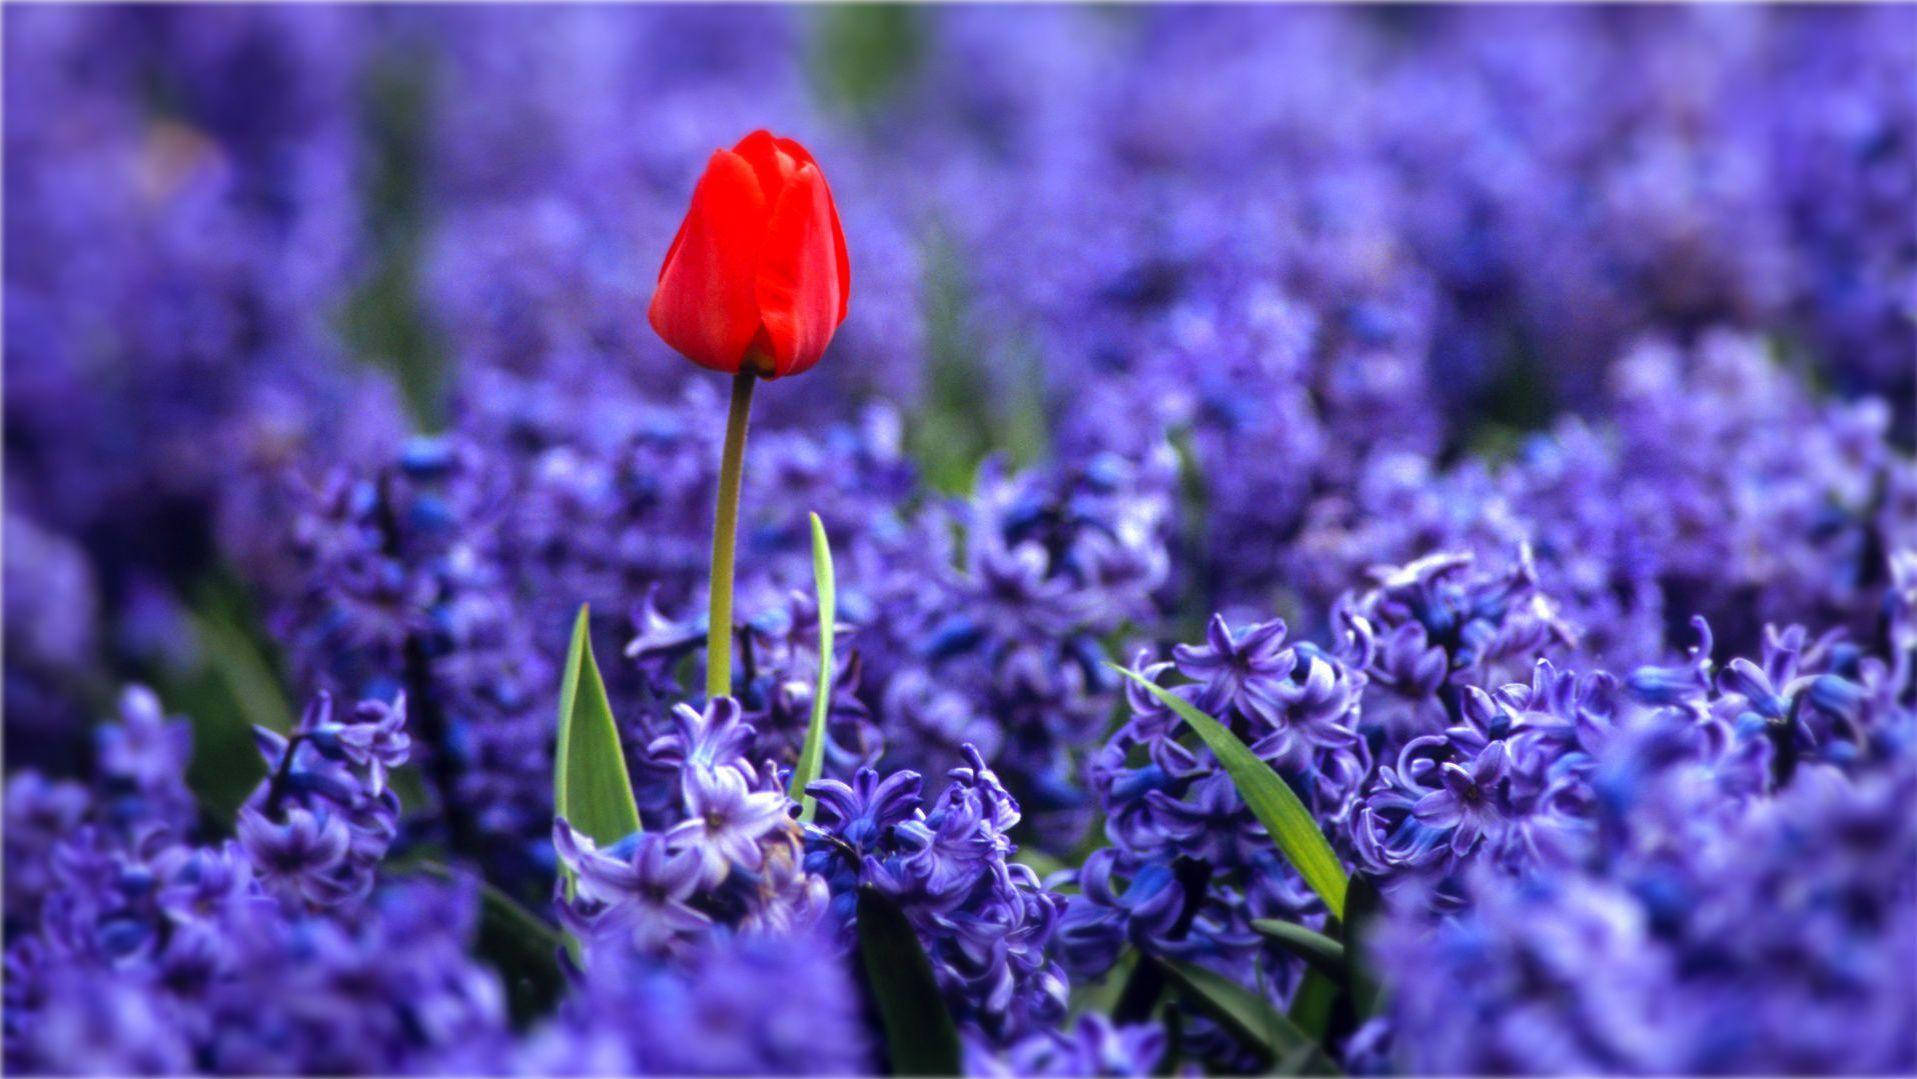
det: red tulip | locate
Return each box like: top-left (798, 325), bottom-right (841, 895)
top-left (648, 130), bottom-right (851, 380)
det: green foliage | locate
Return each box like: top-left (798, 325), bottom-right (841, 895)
top-left (338, 46), bottom-right (447, 428)
top-left (903, 231), bottom-right (1050, 494)
top-left (553, 605), bottom-right (641, 851)
top-left (789, 513), bottom-right (837, 821)
top-left (1109, 665), bottom-right (1349, 918)
top-left (1158, 958), bottom-right (1339, 1075)
top-left (167, 577), bottom-right (293, 823)
top-left (1341, 873), bottom-right (1386, 1022)
top-left (1251, 920), bottom-right (1347, 979)
top-left (807, 4), bottom-right (924, 118)
top-left (1287, 968), bottom-right (1339, 1046)
top-left (856, 888), bottom-right (962, 1076)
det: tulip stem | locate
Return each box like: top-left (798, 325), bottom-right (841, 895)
top-left (706, 371), bottom-right (756, 699)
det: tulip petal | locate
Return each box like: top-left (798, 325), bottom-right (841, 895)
top-left (755, 162), bottom-right (845, 378)
top-left (734, 129), bottom-right (802, 201)
top-left (648, 148), bottom-right (769, 373)
top-left (771, 135), bottom-right (851, 323)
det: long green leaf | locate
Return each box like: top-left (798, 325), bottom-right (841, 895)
top-left (1287, 967), bottom-right (1339, 1045)
top-left (1159, 958), bottom-right (1339, 1075)
top-left (554, 605), bottom-right (640, 849)
top-left (191, 607), bottom-right (295, 735)
top-left (1252, 919), bottom-right (1347, 979)
top-left (174, 581), bottom-right (297, 822)
top-left (1111, 665), bottom-right (1349, 918)
top-left (789, 512), bottom-right (836, 822)
top-left (856, 888), bottom-right (962, 1076)
top-left (1342, 873), bottom-right (1385, 1021)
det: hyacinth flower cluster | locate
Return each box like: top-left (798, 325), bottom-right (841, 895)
top-left (8, 5), bottom-right (1917, 1075)
top-left (552, 697), bottom-right (826, 956)
top-left (522, 925), bottom-right (873, 1075)
top-left (1289, 331), bottom-right (1917, 665)
top-left (1065, 610), bottom-right (1372, 1069)
top-left (851, 452), bottom-right (1176, 845)
top-left (4, 7), bottom-right (408, 763)
top-left (4, 688), bottom-right (514, 1074)
top-left (237, 692), bottom-right (410, 907)
top-left (548, 659), bottom-right (1130, 1063)
top-left (1371, 613), bottom-right (1917, 1072)
top-left (895, 5), bottom-right (1916, 625)
top-left (1352, 561), bottom-right (1917, 1066)
top-left (803, 748), bottom-right (1071, 1043)
top-left (1064, 541), bottom-right (1917, 1068)
top-left (232, 435), bottom-right (558, 892)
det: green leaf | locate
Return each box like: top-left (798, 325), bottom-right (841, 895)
top-left (190, 606), bottom-right (295, 736)
top-left (1252, 919), bottom-right (1347, 979)
top-left (412, 861), bottom-right (566, 1027)
top-left (1110, 664), bottom-right (1349, 918)
top-left (789, 512), bottom-right (836, 822)
top-left (1341, 873), bottom-right (1386, 1022)
top-left (1286, 967), bottom-right (1339, 1045)
top-left (1159, 958), bottom-right (1339, 1075)
top-left (856, 887), bottom-right (962, 1076)
top-left (554, 604), bottom-right (640, 849)
top-left (172, 579), bottom-right (295, 823)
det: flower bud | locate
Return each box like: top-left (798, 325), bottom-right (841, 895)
top-left (648, 130), bottom-right (850, 379)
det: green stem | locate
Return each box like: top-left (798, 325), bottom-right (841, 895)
top-left (706, 371), bottom-right (757, 699)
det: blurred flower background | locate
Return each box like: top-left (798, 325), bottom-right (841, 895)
top-left (4, 4), bottom-right (1915, 1075)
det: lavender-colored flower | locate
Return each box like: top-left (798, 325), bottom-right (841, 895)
top-left (2, 772), bottom-right (90, 932)
top-left (520, 925), bottom-right (872, 1075)
top-left (236, 804), bottom-right (354, 905)
top-left (236, 691), bottom-right (408, 908)
top-left (670, 766), bottom-right (792, 889)
top-left (554, 696), bottom-right (828, 963)
top-left (552, 824), bottom-right (711, 958)
top-left (807, 746), bottom-right (1071, 1047)
top-left (5, 683), bottom-right (512, 1075)
top-left (969, 1013), bottom-right (1169, 1077)
top-left (1172, 615), bottom-right (1296, 719)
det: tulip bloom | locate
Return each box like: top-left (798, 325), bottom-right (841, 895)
top-left (648, 130), bottom-right (850, 380)
top-left (652, 131), bottom-right (852, 701)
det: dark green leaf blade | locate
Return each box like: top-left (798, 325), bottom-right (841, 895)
top-left (1110, 664), bottom-right (1349, 918)
top-left (1252, 919), bottom-right (1347, 979)
top-left (856, 887), bottom-right (962, 1076)
top-left (554, 604), bottom-right (640, 847)
top-left (1341, 872), bottom-right (1385, 1021)
top-left (1159, 958), bottom-right (1340, 1075)
top-left (789, 512), bottom-right (836, 822)
top-left (1287, 967), bottom-right (1339, 1044)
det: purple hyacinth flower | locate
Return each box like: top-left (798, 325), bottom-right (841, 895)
top-left (807, 768), bottom-right (924, 851)
top-left (669, 764), bottom-right (792, 888)
top-left (330, 695), bottom-right (412, 794)
top-left (236, 803), bottom-right (355, 905)
top-left (1172, 614), bottom-right (1296, 718)
top-left (552, 820), bottom-right (711, 955)
top-left (1412, 740), bottom-right (1511, 858)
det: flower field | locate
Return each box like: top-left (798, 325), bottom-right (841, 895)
top-left (4, 5), bottom-right (1914, 1075)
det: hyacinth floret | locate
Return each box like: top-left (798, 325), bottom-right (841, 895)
top-left (805, 745), bottom-right (1071, 1047)
top-left (237, 691), bottom-right (408, 908)
top-left (554, 695), bottom-right (827, 961)
top-left (5, 687), bottom-right (512, 1075)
